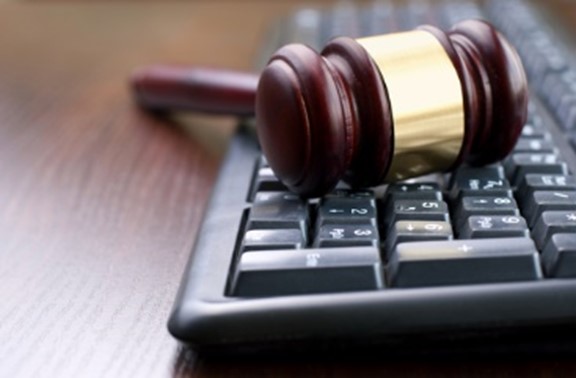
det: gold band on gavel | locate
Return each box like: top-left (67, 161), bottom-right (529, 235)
top-left (356, 30), bottom-right (465, 182)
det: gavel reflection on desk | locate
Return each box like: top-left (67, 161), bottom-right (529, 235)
top-left (131, 19), bottom-right (528, 197)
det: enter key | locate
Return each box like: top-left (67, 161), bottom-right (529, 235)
top-left (389, 238), bottom-right (542, 288)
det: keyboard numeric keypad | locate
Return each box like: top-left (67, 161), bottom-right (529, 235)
top-left (229, 0), bottom-right (576, 299)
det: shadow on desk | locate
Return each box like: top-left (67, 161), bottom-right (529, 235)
top-left (175, 346), bottom-right (576, 378)
top-left (171, 324), bottom-right (576, 377)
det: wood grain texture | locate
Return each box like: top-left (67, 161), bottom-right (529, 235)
top-left (0, 3), bottom-right (278, 377)
top-left (0, 1), bottom-right (575, 378)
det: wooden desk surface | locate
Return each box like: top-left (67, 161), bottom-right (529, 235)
top-left (1, 2), bottom-right (576, 377)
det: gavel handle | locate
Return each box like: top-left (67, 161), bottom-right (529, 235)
top-left (130, 65), bottom-right (258, 116)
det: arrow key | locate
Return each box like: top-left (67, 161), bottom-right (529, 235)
top-left (453, 195), bottom-right (520, 227)
top-left (385, 220), bottom-right (453, 260)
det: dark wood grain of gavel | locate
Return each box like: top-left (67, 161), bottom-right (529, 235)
top-left (131, 19), bottom-right (528, 197)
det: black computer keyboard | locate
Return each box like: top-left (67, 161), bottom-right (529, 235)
top-left (168, 0), bottom-right (576, 353)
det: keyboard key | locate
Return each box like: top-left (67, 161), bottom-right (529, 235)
top-left (560, 100), bottom-right (576, 131)
top-left (385, 221), bottom-right (453, 259)
top-left (389, 238), bottom-right (542, 288)
top-left (248, 192), bottom-right (309, 235)
top-left (250, 167), bottom-right (287, 196)
top-left (517, 174), bottom-right (576, 202)
top-left (317, 197), bottom-right (377, 226)
top-left (545, 78), bottom-right (576, 129)
top-left (387, 200), bottom-right (449, 226)
top-left (449, 165), bottom-right (505, 193)
top-left (532, 211), bottom-right (576, 249)
top-left (242, 229), bottom-right (306, 252)
top-left (254, 190), bottom-right (300, 203)
top-left (513, 138), bottom-right (555, 153)
top-left (385, 182), bottom-right (443, 203)
top-left (505, 153), bottom-right (569, 185)
top-left (450, 177), bottom-right (513, 199)
top-left (520, 124), bottom-right (549, 139)
top-left (458, 215), bottom-right (529, 239)
top-left (542, 233), bottom-right (576, 278)
top-left (450, 164), bottom-right (506, 181)
top-left (522, 191), bottom-right (576, 227)
top-left (232, 247), bottom-right (383, 296)
top-left (325, 189), bottom-right (376, 206)
top-left (314, 224), bottom-right (379, 248)
top-left (570, 135), bottom-right (576, 153)
top-left (453, 196), bottom-right (520, 226)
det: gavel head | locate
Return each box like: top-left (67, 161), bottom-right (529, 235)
top-left (256, 19), bottom-right (528, 197)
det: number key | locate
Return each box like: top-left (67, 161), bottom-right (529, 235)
top-left (317, 197), bottom-right (376, 226)
top-left (453, 196), bottom-right (520, 226)
top-left (314, 225), bottom-right (379, 248)
top-left (232, 247), bottom-right (383, 296)
top-left (449, 165), bottom-right (507, 198)
top-left (386, 200), bottom-right (449, 227)
top-left (385, 221), bottom-right (453, 259)
top-left (459, 215), bottom-right (529, 239)
top-left (450, 178), bottom-right (513, 199)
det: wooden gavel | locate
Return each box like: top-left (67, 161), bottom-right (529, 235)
top-left (131, 20), bottom-right (528, 197)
